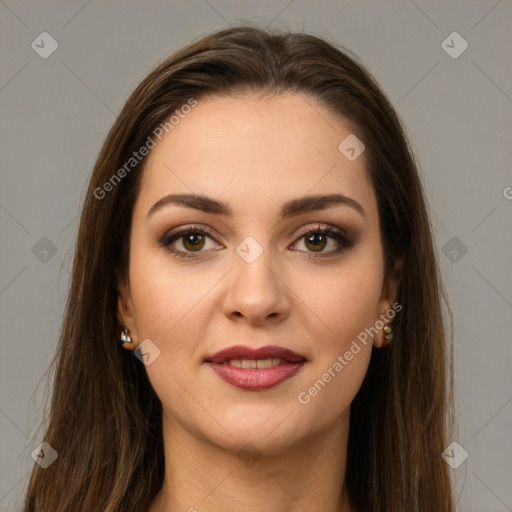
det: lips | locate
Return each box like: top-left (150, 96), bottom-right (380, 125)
top-left (205, 345), bottom-right (306, 364)
top-left (204, 345), bottom-right (307, 391)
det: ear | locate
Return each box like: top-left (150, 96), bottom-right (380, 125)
top-left (116, 269), bottom-right (139, 349)
top-left (374, 256), bottom-right (404, 348)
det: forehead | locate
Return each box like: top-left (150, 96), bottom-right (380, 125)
top-left (136, 92), bottom-right (377, 222)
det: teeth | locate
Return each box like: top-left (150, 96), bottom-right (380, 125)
top-left (223, 358), bottom-right (283, 369)
top-left (256, 358), bottom-right (282, 369)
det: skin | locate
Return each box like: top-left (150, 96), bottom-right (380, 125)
top-left (117, 92), bottom-right (403, 512)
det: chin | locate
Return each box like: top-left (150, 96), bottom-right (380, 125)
top-left (198, 404), bottom-right (312, 452)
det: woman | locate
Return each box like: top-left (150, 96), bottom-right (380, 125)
top-left (23, 25), bottom-right (455, 511)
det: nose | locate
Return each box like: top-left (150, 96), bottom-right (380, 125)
top-left (221, 245), bottom-right (290, 326)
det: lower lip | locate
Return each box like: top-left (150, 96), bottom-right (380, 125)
top-left (206, 361), bottom-right (305, 390)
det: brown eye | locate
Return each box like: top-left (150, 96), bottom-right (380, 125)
top-left (292, 225), bottom-right (352, 258)
top-left (159, 226), bottom-right (221, 259)
top-left (182, 233), bottom-right (206, 251)
top-left (303, 232), bottom-right (328, 252)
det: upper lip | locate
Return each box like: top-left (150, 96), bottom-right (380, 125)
top-left (205, 345), bottom-right (307, 364)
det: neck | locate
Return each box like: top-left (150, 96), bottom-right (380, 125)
top-left (149, 410), bottom-right (355, 512)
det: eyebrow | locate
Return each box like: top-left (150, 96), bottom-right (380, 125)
top-left (147, 192), bottom-right (365, 219)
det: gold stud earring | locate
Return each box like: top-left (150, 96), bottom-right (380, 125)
top-left (120, 328), bottom-right (133, 345)
top-left (383, 324), bottom-right (393, 344)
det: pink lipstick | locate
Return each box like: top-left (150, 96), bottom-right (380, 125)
top-left (204, 345), bottom-right (307, 391)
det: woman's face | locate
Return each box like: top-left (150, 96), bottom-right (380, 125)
top-left (118, 92), bottom-right (400, 452)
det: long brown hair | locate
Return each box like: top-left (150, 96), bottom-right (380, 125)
top-left (23, 25), bottom-right (455, 511)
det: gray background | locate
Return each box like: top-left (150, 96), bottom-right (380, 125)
top-left (1, 1), bottom-right (511, 511)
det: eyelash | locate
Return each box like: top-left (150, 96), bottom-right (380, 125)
top-left (158, 224), bottom-right (352, 260)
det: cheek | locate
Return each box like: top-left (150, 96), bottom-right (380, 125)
top-left (295, 252), bottom-right (384, 350)
top-left (127, 245), bottom-right (222, 364)
top-left (127, 245), bottom-right (190, 343)
top-left (291, 251), bottom-right (383, 409)
top-left (129, 250), bottom-right (172, 333)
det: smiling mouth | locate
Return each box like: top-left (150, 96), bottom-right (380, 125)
top-left (204, 345), bottom-right (307, 390)
top-left (205, 344), bottom-right (307, 364)
top-left (217, 357), bottom-right (289, 369)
